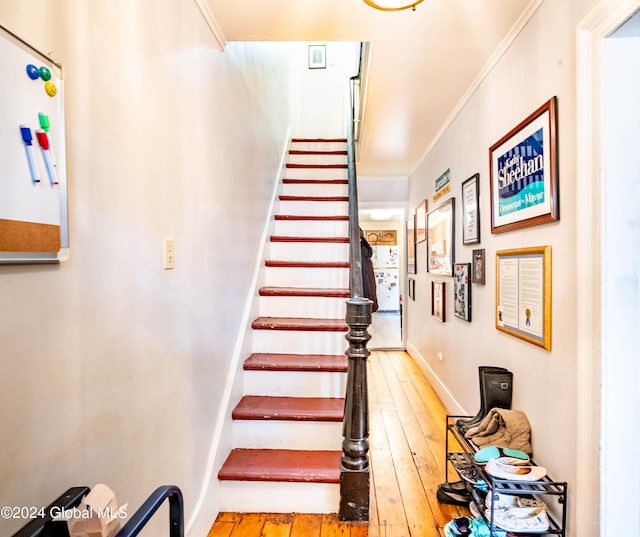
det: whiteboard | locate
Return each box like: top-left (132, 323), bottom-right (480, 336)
top-left (0, 24), bottom-right (68, 263)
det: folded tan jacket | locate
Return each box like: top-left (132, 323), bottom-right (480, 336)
top-left (464, 408), bottom-right (532, 454)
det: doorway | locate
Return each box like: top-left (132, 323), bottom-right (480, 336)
top-left (359, 210), bottom-right (405, 350)
top-left (577, 2), bottom-right (640, 534)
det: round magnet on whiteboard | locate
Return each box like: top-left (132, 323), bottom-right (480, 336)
top-left (44, 81), bottom-right (57, 97)
top-left (26, 64), bottom-right (40, 79)
top-left (39, 66), bottom-right (52, 81)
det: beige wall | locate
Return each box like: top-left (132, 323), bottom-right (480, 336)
top-left (405, 0), bottom-right (599, 532)
top-left (0, 1), bottom-right (306, 535)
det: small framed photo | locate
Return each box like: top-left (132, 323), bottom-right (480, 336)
top-left (427, 198), bottom-right (455, 276)
top-left (489, 97), bottom-right (559, 233)
top-left (406, 215), bottom-right (416, 274)
top-left (461, 173), bottom-right (480, 245)
top-left (453, 263), bottom-right (472, 322)
top-left (308, 45), bottom-right (326, 69)
top-left (415, 199), bottom-right (428, 243)
top-left (431, 281), bottom-right (446, 322)
top-left (472, 248), bottom-right (485, 285)
top-left (408, 278), bottom-right (416, 300)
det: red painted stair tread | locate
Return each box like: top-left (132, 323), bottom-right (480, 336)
top-left (291, 138), bottom-right (347, 142)
top-left (286, 163), bottom-right (347, 169)
top-left (288, 149), bottom-right (347, 155)
top-left (274, 214), bottom-right (348, 221)
top-left (232, 395), bottom-right (344, 421)
top-left (270, 235), bottom-right (349, 243)
top-left (252, 317), bottom-right (348, 331)
top-left (265, 260), bottom-right (349, 268)
top-left (259, 286), bottom-right (349, 298)
top-left (282, 178), bottom-right (348, 184)
top-left (218, 449), bottom-right (342, 483)
top-left (244, 353), bottom-right (348, 372)
top-left (279, 195), bottom-right (349, 202)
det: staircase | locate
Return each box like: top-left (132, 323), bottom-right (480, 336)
top-left (218, 138), bottom-right (351, 513)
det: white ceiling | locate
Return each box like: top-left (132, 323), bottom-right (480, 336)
top-left (206, 0), bottom-right (533, 177)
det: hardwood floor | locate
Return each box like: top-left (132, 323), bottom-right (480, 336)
top-left (207, 350), bottom-right (469, 537)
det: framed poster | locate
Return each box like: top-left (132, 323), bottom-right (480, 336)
top-left (489, 97), bottom-right (559, 233)
top-left (406, 215), bottom-right (416, 274)
top-left (415, 199), bottom-right (428, 243)
top-left (427, 198), bottom-right (455, 276)
top-left (308, 45), bottom-right (326, 69)
top-left (496, 246), bottom-right (552, 350)
top-left (472, 248), bottom-right (485, 285)
top-left (453, 263), bottom-right (471, 321)
top-left (431, 281), bottom-right (446, 322)
top-left (461, 173), bottom-right (480, 245)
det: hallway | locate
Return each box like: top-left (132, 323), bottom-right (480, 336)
top-left (207, 350), bottom-right (467, 536)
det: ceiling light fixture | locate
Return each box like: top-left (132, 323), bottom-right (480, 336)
top-left (363, 0), bottom-right (423, 11)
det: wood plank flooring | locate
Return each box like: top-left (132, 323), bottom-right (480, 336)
top-left (207, 350), bottom-right (470, 537)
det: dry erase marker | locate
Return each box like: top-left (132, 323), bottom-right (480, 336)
top-left (38, 113), bottom-right (56, 167)
top-left (36, 131), bottom-right (58, 185)
top-left (20, 125), bottom-right (40, 184)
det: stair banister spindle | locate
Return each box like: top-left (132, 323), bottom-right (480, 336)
top-left (340, 42), bottom-right (371, 522)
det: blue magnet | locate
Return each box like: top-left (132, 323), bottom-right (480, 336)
top-left (39, 66), bottom-right (51, 81)
top-left (26, 64), bottom-right (40, 80)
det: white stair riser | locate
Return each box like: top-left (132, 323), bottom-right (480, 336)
top-left (268, 242), bottom-right (348, 262)
top-left (284, 167), bottom-right (347, 180)
top-left (281, 183), bottom-right (348, 198)
top-left (263, 267), bottom-right (349, 288)
top-left (244, 370), bottom-right (346, 397)
top-left (291, 141), bottom-right (346, 152)
top-left (288, 154), bottom-right (347, 166)
top-left (278, 200), bottom-right (348, 216)
top-left (218, 481), bottom-right (339, 513)
top-left (252, 330), bottom-right (347, 355)
top-left (234, 420), bottom-right (343, 450)
top-left (273, 219), bottom-right (349, 238)
top-left (259, 295), bottom-right (347, 318)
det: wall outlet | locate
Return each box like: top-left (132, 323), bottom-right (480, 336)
top-left (163, 237), bottom-right (175, 270)
top-left (437, 352), bottom-right (443, 362)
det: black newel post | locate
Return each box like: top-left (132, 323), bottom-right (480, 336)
top-left (339, 296), bottom-right (371, 521)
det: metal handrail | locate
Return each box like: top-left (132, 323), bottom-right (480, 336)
top-left (115, 485), bottom-right (183, 537)
top-left (340, 41), bottom-right (372, 522)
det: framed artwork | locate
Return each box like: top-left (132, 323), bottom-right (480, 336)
top-left (415, 199), bottom-right (428, 243)
top-left (472, 248), bottom-right (485, 285)
top-left (496, 246), bottom-right (552, 350)
top-left (427, 198), bottom-right (455, 276)
top-left (453, 263), bottom-right (472, 322)
top-left (308, 45), bottom-right (326, 69)
top-left (489, 97), bottom-right (559, 233)
top-left (461, 173), bottom-right (480, 245)
top-left (408, 278), bottom-right (416, 300)
top-left (431, 281), bottom-right (446, 322)
top-left (406, 215), bottom-right (416, 274)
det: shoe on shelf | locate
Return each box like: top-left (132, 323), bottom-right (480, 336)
top-left (485, 457), bottom-right (547, 482)
top-left (474, 445), bottom-right (530, 464)
top-left (488, 506), bottom-right (550, 533)
top-left (437, 482), bottom-right (472, 506)
top-left (485, 492), bottom-right (547, 512)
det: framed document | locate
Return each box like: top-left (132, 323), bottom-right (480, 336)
top-left (427, 198), bottom-right (455, 276)
top-left (431, 281), bottom-right (446, 322)
top-left (461, 174), bottom-right (480, 245)
top-left (415, 199), bottom-right (428, 243)
top-left (453, 263), bottom-right (472, 322)
top-left (489, 97), bottom-right (559, 233)
top-left (406, 215), bottom-right (416, 274)
top-left (495, 246), bottom-right (552, 350)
